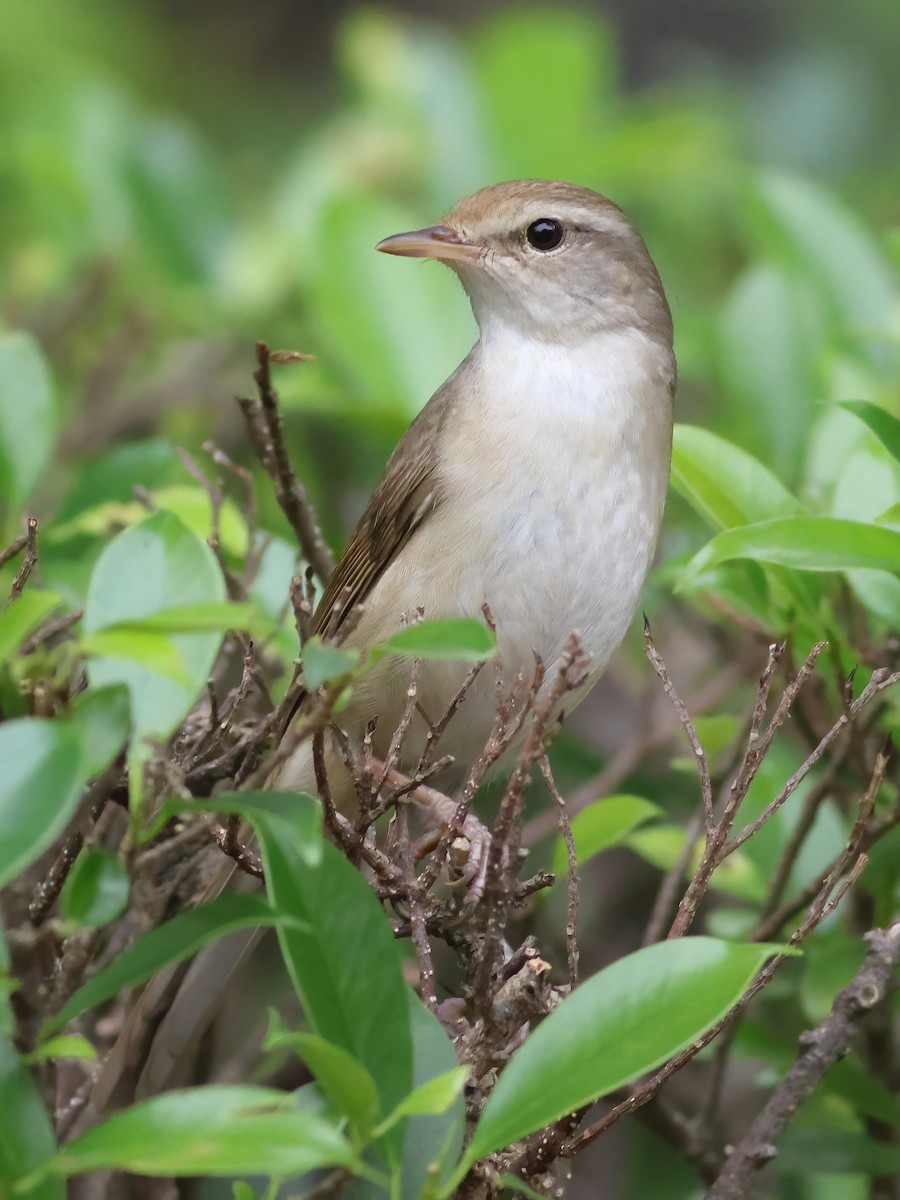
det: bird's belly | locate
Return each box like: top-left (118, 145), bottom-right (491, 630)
top-left (345, 453), bottom-right (663, 779)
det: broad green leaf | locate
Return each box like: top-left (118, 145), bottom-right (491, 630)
top-left (716, 266), bottom-right (821, 476)
top-left (776, 1128), bottom-right (900, 1176)
top-left (377, 1067), bottom-right (467, 1134)
top-left (681, 517), bottom-right (900, 585)
top-left (301, 636), bottom-right (360, 689)
top-left (840, 400), bottom-right (900, 464)
top-left (399, 993), bottom-right (466, 1200)
top-left (245, 804), bottom-right (413, 1142)
top-left (0, 720), bottom-right (83, 890)
top-left (456, 938), bottom-right (780, 1174)
top-left (66, 685), bottom-right (130, 780)
top-left (79, 628), bottom-right (189, 684)
top-left (755, 173), bottom-right (897, 340)
top-left (28, 1035), bottom-right (96, 1064)
top-left (152, 484), bottom-right (249, 558)
top-left (552, 795), bottom-right (660, 876)
top-left (671, 425), bottom-right (803, 532)
top-left (264, 1019), bottom-right (381, 1136)
top-left (0, 333), bottom-right (56, 513)
top-left (100, 601), bottom-right (258, 635)
top-left (373, 618), bottom-right (497, 663)
top-left (0, 1036), bottom-right (62, 1200)
top-left (60, 849), bottom-right (130, 927)
top-left (49, 1086), bottom-right (355, 1178)
top-left (0, 591), bottom-right (62, 663)
top-left (627, 824), bottom-right (767, 902)
top-left (45, 894), bottom-right (282, 1033)
top-left (83, 510), bottom-right (226, 739)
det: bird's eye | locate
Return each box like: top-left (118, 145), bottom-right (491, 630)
top-left (525, 218), bottom-right (564, 251)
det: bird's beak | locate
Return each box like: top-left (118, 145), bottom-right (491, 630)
top-left (375, 224), bottom-right (480, 262)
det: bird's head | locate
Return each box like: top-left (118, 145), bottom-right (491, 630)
top-left (376, 179), bottom-right (672, 348)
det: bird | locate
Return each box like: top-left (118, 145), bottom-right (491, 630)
top-left (273, 178), bottom-right (676, 805)
top-left (87, 179), bottom-right (675, 1112)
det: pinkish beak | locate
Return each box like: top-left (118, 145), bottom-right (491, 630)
top-left (375, 224), bottom-right (480, 262)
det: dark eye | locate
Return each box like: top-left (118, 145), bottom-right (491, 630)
top-left (526, 218), bottom-right (564, 251)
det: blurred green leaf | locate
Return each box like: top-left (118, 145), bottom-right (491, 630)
top-left (682, 517), bottom-right (900, 584)
top-left (373, 618), bottom-right (497, 663)
top-left (671, 425), bottom-right (804, 531)
top-left (0, 590), bottom-right (62, 663)
top-left (66, 685), bottom-right (130, 780)
top-left (28, 1035), bottom-right (96, 1064)
top-left (0, 719), bottom-right (83, 890)
top-left (50, 1086), bottom-right (356, 1178)
top-left (840, 400), bottom-right (900, 464)
top-left (46, 894), bottom-right (282, 1034)
top-left (0, 1036), bottom-right (62, 1200)
top-left (83, 510), bottom-right (226, 740)
top-left (755, 172), bottom-right (898, 341)
top-left (301, 636), bottom-right (360, 689)
top-left (0, 333), bottom-right (56, 516)
top-left (552, 794), bottom-right (660, 876)
top-left (79, 628), bottom-right (189, 684)
top-left (60, 849), bottom-right (129, 927)
top-left (775, 1129), bottom-right (900, 1176)
top-left (101, 601), bottom-right (258, 635)
top-left (716, 266), bottom-right (822, 475)
top-left (455, 939), bottom-right (781, 1177)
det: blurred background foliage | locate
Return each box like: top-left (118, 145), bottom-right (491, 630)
top-left (1, 1), bottom-right (899, 1197)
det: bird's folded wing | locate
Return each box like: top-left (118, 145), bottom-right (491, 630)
top-left (312, 378), bottom-right (453, 636)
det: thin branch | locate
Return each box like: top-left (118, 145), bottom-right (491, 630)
top-left (706, 923), bottom-right (900, 1200)
top-left (9, 516), bottom-right (38, 599)
top-left (541, 756), bottom-right (579, 988)
top-left (644, 616), bottom-right (714, 833)
top-left (240, 341), bottom-right (334, 583)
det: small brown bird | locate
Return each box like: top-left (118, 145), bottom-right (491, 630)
top-left (275, 178), bottom-right (675, 802)
top-left (91, 180), bottom-right (675, 1108)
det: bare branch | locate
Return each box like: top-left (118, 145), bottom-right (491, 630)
top-left (706, 923), bottom-right (900, 1200)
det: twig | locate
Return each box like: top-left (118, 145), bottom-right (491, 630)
top-left (9, 517), bottom-right (38, 599)
top-left (20, 608), bottom-right (83, 655)
top-left (0, 529), bottom-right (28, 570)
top-left (644, 617), bottom-right (714, 833)
top-left (705, 923), bottom-right (900, 1199)
top-left (541, 756), bottom-right (579, 988)
top-left (240, 341), bottom-right (334, 583)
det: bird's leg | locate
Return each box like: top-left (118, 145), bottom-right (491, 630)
top-left (379, 766), bottom-right (492, 903)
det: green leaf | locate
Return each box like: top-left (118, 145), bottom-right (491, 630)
top-left (755, 172), bottom-right (897, 340)
top-left (681, 517), bottom-right (900, 585)
top-left (498, 1176), bottom-right (547, 1200)
top-left (0, 1036), bottom-right (62, 1200)
top-left (0, 719), bottom-right (83, 890)
top-left (301, 636), bottom-right (360, 690)
top-left (28, 1035), bottom-right (96, 1064)
top-left (456, 938), bottom-right (780, 1174)
top-left (49, 1086), bottom-right (355, 1178)
top-left (373, 618), bottom-right (497, 663)
top-left (0, 591), bottom-right (62, 663)
top-left (264, 1019), bottom-right (381, 1137)
top-left (671, 425), bottom-right (804, 532)
top-left (241, 799), bottom-right (413, 1145)
top-left (0, 332), bottom-right (57, 514)
top-left (45, 894), bottom-right (282, 1034)
top-left (840, 400), bottom-right (900, 465)
top-left (60, 849), bottom-right (130, 927)
top-left (399, 993), bottom-right (466, 1200)
top-left (552, 795), bottom-right (660, 876)
top-left (66, 685), bottom-right (130, 780)
top-left (79, 628), bottom-right (189, 684)
top-left (83, 510), bottom-right (226, 740)
top-left (715, 266), bottom-right (821, 477)
top-left (102, 601), bottom-right (258, 635)
top-left (376, 1067), bottom-right (467, 1135)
